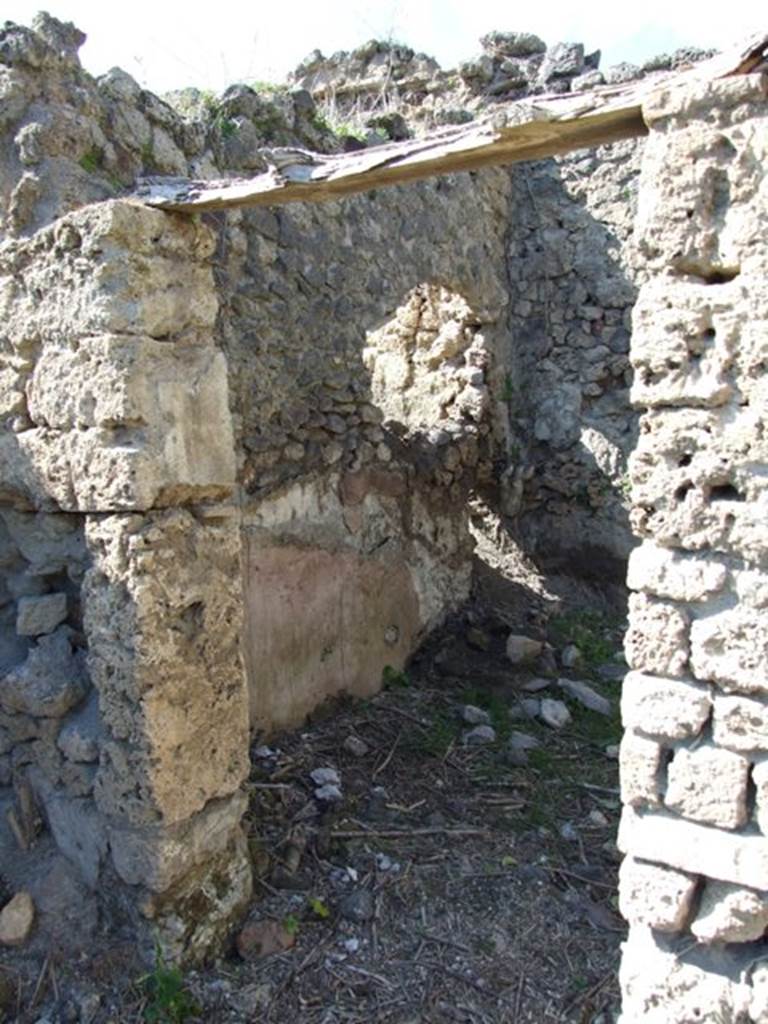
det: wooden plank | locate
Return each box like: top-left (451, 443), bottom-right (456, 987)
top-left (135, 32), bottom-right (768, 214)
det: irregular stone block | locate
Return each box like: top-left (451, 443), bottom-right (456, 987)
top-left (618, 807), bottom-right (768, 889)
top-left (83, 507), bottom-right (249, 826)
top-left (664, 744), bottom-right (749, 829)
top-left (620, 923), bottom-right (751, 1024)
top-left (626, 541), bottom-right (727, 603)
top-left (691, 607), bottom-right (768, 694)
top-left (629, 406), bottom-right (768, 564)
top-left (138, 833), bottom-right (252, 965)
top-left (109, 791), bottom-right (247, 893)
top-left (15, 592), bottom-right (67, 636)
top-left (631, 277), bottom-right (740, 409)
top-left (625, 593), bottom-right (689, 678)
top-left (619, 857), bottom-right (698, 932)
top-left (691, 880), bottom-right (768, 943)
top-left (2, 201), bottom-right (217, 343)
top-left (3, 339), bottom-right (235, 513)
top-left (0, 626), bottom-right (88, 717)
top-left (35, 779), bottom-right (109, 888)
top-left (713, 694), bottom-right (768, 754)
top-left (57, 690), bottom-right (101, 763)
top-left (621, 671), bottom-right (711, 740)
top-left (620, 731), bottom-right (663, 808)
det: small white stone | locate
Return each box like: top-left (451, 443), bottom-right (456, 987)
top-left (463, 724), bottom-right (497, 745)
top-left (558, 677), bottom-right (612, 716)
top-left (343, 735), bottom-right (369, 757)
top-left (314, 784), bottom-right (343, 803)
top-left (561, 643), bottom-right (581, 668)
top-left (0, 891), bottom-right (35, 946)
top-left (461, 704), bottom-right (491, 725)
top-left (311, 767), bottom-right (341, 787)
top-left (506, 634), bottom-right (543, 665)
top-left (539, 699), bottom-right (571, 729)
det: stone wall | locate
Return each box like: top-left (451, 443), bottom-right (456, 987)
top-left (0, 200), bottom-right (252, 960)
top-left (618, 74), bottom-right (768, 1022)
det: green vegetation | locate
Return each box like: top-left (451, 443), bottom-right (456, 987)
top-left (140, 946), bottom-right (199, 1023)
top-left (382, 664), bottom-right (410, 689)
top-left (78, 147), bottom-right (104, 173)
top-left (282, 913), bottom-right (300, 936)
top-left (549, 610), bottom-right (615, 671)
top-left (420, 711), bottom-right (456, 758)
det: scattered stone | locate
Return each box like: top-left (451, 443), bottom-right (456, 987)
top-left (560, 822), bottom-right (579, 842)
top-left (315, 784), bottom-right (343, 803)
top-left (508, 731), bottom-right (540, 752)
top-left (339, 889), bottom-right (375, 923)
top-left (506, 634), bottom-right (543, 665)
top-left (0, 891), bottom-right (35, 946)
top-left (560, 643), bottom-right (581, 668)
top-left (522, 677), bottom-right (550, 693)
top-left (253, 745), bottom-right (277, 758)
top-left (558, 677), bottom-right (612, 715)
top-left (57, 691), bottom-right (101, 762)
top-left (343, 937), bottom-right (360, 954)
top-left (463, 724), bottom-right (497, 745)
top-left (539, 699), bottom-right (571, 729)
top-left (15, 592), bottom-right (67, 636)
top-left (588, 810), bottom-right (609, 827)
top-left (461, 704), bottom-right (491, 725)
top-left (605, 744), bottom-right (620, 760)
top-left (0, 627), bottom-right (87, 718)
top-left (236, 918), bottom-right (296, 960)
top-left (343, 735), bottom-right (369, 757)
top-left (597, 663), bottom-right (626, 682)
top-left (509, 697), bottom-right (540, 720)
top-left (310, 767), bottom-right (341, 787)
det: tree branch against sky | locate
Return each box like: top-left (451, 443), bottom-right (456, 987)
top-left (3, 0), bottom-right (763, 94)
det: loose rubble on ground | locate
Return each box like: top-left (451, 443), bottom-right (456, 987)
top-left (1, 577), bottom-right (627, 1023)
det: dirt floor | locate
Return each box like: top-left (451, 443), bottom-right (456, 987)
top-left (0, 534), bottom-right (629, 1024)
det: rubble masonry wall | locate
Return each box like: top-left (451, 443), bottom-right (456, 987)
top-left (618, 74), bottom-right (768, 1022)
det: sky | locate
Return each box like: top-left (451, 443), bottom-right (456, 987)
top-left (3, 1), bottom-right (764, 95)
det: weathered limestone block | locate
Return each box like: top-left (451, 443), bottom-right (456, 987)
top-left (2, 337), bottom-right (235, 512)
top-left (624, 593), bottom-right (689, 677)
top-left (618, 807), bottom-right (768, 889)
top-left (691, 880), bottom-right (768, 943)
top-left (713, 694), bottom-right (768, 755)
top-left (82, 507), bottom-right (249, 826)
top-left (637, 76), bottom-right (768, 279)
top-left (664, 744), bottom-right (749, 829)
top-left (626, 541), bottom-right (727, 603)
top-left (137, 832), bottom-right (252, 964)
top-left (629, 406), bottom-right (768, 563)
top-left (621, 671), bottom-right (711, 740)
top-left (109, 791), bottom-right (248, 892)
top-left (620, 924), bottom-right (751, 1024)
top-left (0, 626), bottom-right (87, 717)
top-left (0, 202), bottom-right (217, 343)
top-left (619, 857), bottom-right (698, 932)
top-left (631, 277), bottom-right (742, 409)
top-left (620, 731), bottom-right (664, 808)
top-left (691, 607), bottom-right (768, 694)
top-left (15, 592), bottom-right (66, 635)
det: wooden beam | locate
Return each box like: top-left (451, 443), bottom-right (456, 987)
top-left (134, 32), bottom-right (768, 214)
